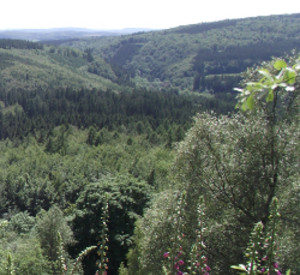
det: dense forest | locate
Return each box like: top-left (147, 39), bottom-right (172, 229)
top-left (0, 13), bottom-right (299, 275)
top-left (55, 14), bottom-right (300, 93)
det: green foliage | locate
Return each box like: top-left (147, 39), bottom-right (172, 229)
top-left (7, 211), bottom-right (35, 235)
top-left (277, 178), bottom-right (300, 274)
top-left (34, 206), bottom-right (74, 274)
top-left (0, 46), bottom-right (118, 94)
top-left (231, 222), bottom-right (264, 274)
top-left (236, 55), bottom-right (300, 112)
top-left (161, 196), bottom-right (211, 275)
top-left (128, 55), bottom-right (299, 274)
top-left (187, 203), bottom-right (210, 275)
top-left (12, 238), bottom-right (49, 275)
top-left (233, 56), bottom-right (300, 273)
top-left (96, 199), bottom-right (109, 274)
top-left (0, 86), bottom-right (230, 140)
top-left (127, 191), bottom-right (181, 274)
top-left (0, 39), bottom-right (43, 50)
top-left (0, 15), bottom-right (299, 275)
top-left (127, 193), bottom-right (209, 275)
top-left (0, 125), bottom-right (175, 219)
top-left (71, 173), bottom-right (152, 274)
top-left (60, 14), bottom-right (300, 91)
top-left (162, 192), bottom-right (187, 274)
top-left (118, 262), bottom-right (129, 275)
top-left (69, 246), bottom-right (97, 275)
top-left (231, 198), bottom-right (285, 275)
top-left (0, 227), bottom-right (50, 275)
top-left (173, 114), bottom-right (297, 272)
top-left (4, 253), bottom-right (15, 275)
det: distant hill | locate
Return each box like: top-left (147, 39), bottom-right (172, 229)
top-left (0, 27), bottom-right (154, 41)
top-left (0, 39), bottom-right (121, 93)
top-left (55, 13), bottom-right (300, 92)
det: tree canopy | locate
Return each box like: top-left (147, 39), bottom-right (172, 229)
top-left (126, 55), bottom-right (300, 274)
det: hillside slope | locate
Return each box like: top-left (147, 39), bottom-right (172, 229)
top-left (0, 40), bottom-right (120, 93)
top-left (0, 40), bottom-right (235, 140)
top-left (57, 13), bottom-right (300, 92)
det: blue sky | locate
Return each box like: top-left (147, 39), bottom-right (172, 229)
top-left (1, 0), bottom-right (299, 30)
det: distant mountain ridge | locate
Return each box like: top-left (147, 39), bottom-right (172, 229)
top-left (0, 27), bottom-right (154, 41)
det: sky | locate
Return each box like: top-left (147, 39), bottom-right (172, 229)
top-left (0, 0), bottom-right (299, 30)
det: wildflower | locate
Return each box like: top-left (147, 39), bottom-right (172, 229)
top-left (276, 271), bottom-right (282, 275)
top-left (205, 265), bottom-right (211, 271)
top-left (163, 252), bottom-right (170, 258)
top-left (177, 272), bottom-right (183, 275)
top-left (273, 262), bottom-right (279, 269)
top-left (178, 260), bottom-right (184, 266)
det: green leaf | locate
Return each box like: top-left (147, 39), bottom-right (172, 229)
top-left (246, 83), bottom-right (255, 92)
top-left (231, 264), bottom-right (247, 271)
top-left (259, 69), bottom-right (272, 80)
top-left (274, 59), bottom-right (287, 70)
top-left (285, 69), bottom-right (297, 85)
top-left (246, 94), bottom-right (255, 110)
top-left (266, 89), bottom-right (274, 102)
top-left (240, 99), bottom-right (248, 111)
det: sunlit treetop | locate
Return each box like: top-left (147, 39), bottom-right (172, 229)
top-left (235, 55), bottom-right (300, 111)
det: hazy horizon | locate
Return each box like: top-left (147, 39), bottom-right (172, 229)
top-left (1, 0), bottom-right (299, 31)
top-left (0, 27), bottom-right (156, 32)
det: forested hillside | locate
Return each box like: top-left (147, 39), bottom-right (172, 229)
top-left (0, 39), bottom-right (234, 140)
top-left (0, 39), bottom-right (119, 93)
top-left (0, 13), bottom-right (299, 275)
top-left (56, 13), bottom-right (300, 92)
